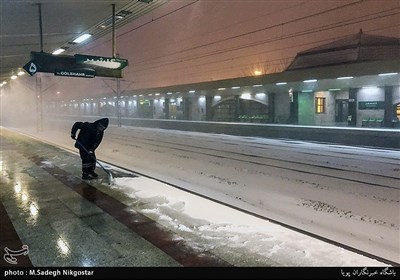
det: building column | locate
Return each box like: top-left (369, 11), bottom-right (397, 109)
top-left (95, 100), bottom-right (101, 115)
top-left (137, 99), bottom-right (143, 118)
top-left (183, 97), bottom-right (191, 120)
top-left (150, 99), bottom-right (154, 119)
top-left (205, 96), bottom-right (213, 121)
top-left (348, 88), bottom-right (358, 127)
top-left (164, 98), bottom-right (170, 119)
top-left (234, 95), bottom-right (240, 121)
top-left (289, 91), bottom-right (298, 124)
top-left (268, 93), bottom-right (275, 123)
top-left (384, 86), bottom-right (393, 127)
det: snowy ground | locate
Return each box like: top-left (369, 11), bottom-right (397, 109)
top-left (4, 120), bottom-right (399, 266)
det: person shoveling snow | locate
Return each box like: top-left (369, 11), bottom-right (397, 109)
top-left (70, 118), bottom-right (114, 185)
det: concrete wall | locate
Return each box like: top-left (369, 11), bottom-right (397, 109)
top-left (314, 91), bottom-right (336, 126)
top-left (393, 86), bottom-right (400, 106)
top-left (357, 87), bottom-right (385, 126)
top-left (274, 91), bottom-right (290, 123)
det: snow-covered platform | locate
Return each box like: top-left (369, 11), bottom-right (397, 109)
top-left (0, 128), bottom-right (230, 268)
top-left (0, 127), bottom-right (395, 271)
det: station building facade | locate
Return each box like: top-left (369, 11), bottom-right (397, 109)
top-left (47, 31), bottom-right (400, 128)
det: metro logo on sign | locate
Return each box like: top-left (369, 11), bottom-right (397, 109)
top-left (23, 61), bottom-right (38, 76)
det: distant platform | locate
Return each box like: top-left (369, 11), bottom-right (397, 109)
top-left (52, 116), bottom-right (400, 149)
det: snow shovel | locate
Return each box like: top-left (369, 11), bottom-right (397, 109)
top-left (75, 140), bottom-right (114, 186)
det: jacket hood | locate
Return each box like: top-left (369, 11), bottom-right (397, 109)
top-left (95, 118), bottom-right (109, 129)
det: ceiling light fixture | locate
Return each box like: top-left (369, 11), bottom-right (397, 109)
top-left (378, 72), bottom-right (398, 76)
top-left (337, 76), bottom-right (353, 80)
top-left (52, 48), bottom-right (65, 55)
top-left (73, 33), bottom-right (92, 43)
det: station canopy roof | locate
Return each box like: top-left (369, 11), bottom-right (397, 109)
top-left (286, 29), bottom-right (400, 71)
top-left (146, 30), bottom-right (400, 96)
top-left (127, 30), bottom-right (400, 97)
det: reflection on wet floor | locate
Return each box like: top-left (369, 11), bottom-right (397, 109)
top-left (0, 128), bottom-right (229, 267)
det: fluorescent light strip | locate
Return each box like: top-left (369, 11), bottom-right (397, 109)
top-left (378, 72), bottom-right (398, 76)
top-left (337, 76), bottom-right (353, 80)
top-left (52, 48), bottom-right (65, 55)
top-left (303, 79), bottom-right (317, 83)
top-left (73, 33), bottom-right (92, 43)
top-left (276, 82), bottom-right (287, 85)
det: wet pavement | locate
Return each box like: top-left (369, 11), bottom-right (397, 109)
top-left (0, 127), bottom-right (230, 267)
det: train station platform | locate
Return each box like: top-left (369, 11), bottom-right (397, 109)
top-left (0, 128), bottom-right (233, 267)
top-left (1, 127), bottom-right (397, 279)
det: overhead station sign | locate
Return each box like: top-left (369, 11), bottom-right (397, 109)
top-left (23, 52), bottom-right (128, 78)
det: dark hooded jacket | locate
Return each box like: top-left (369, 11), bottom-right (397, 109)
top-left (71, 118), bottom-right (109, 151)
